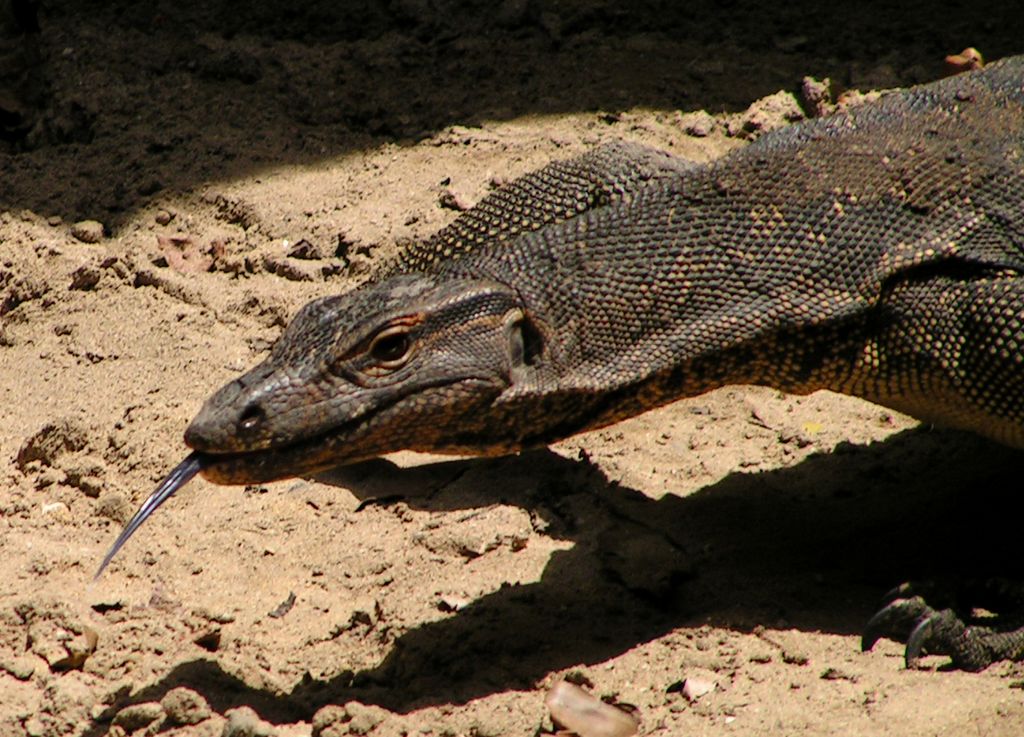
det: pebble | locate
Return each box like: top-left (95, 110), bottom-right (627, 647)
top-left (545, 681), bottom-right (638, 737)
top-left (681, 676), bottom-right (716, 702)
top-left (286, 238), bottom-right (331, 260)
top-left (27, 618), bottom-right (98, 671)
top-left (223, 705), bottom-right (276, 737)
top-left (311, 705), bottom-right (348, 737)
top-left (438, 188), bottom-right (471, 211)
top-left (262, 253), bottom-right (321, 282)
top-left (679, 110), bottom-right (716, 137)
top-left (94, 491), bottom-right (131, 523)
top-left (70, 220), bottom-right (105, 243)
top-left (112, 702), bottom-right (164, 732)
top-left (945, 47), bottom-right (984, 74)
top-left (16, 418), bottom-right (89, 469)
top-left (0, 656), bottom-right (36, 680)
top-left (161, 686), bottom-right (212, 725)
top-left (436, 593), bottom-right (471, 612)
top-left (345, 702), bottom-right (387, 735)
top-left (69, 264), bottom-right (102, 290)
top-left (41, 501), bottom-right (71, 517)
top-left (726, 90), bottom-right (804, 139)
top-left (61, 454), bottom-right (106, 498)
top-left (311, 702), bottom-right (388, 737)
top-left (800, 76), bottom-right (833, 117)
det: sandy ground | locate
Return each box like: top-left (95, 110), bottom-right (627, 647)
top-left (2, 2), bottom-right (1024, 736)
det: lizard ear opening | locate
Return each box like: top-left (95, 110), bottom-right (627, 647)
top-left (507, 313), bottom-right (544, 369)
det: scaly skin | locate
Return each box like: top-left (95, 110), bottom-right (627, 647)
top-left (101, 58), bottom-right (1024, 668)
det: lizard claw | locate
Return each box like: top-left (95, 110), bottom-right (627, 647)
top-left (862, 586), bottom-right (1024, 671)
top-left (904, 612), bottom-right (938, 668)
top-left (861, 594), bottom-right (931, 656)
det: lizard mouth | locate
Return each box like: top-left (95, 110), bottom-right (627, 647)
top-left (95, 379), bottom-right (504, 577)
top-left (95, 411), bottom-right (381, 578)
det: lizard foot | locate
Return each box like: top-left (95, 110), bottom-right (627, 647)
top-left (862, 583), bottom-right (1024, 671)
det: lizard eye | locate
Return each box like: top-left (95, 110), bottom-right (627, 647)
top-left (237, 403), bottom-right (265, 437)
top-left (368, 326), bottom-right (412, 367)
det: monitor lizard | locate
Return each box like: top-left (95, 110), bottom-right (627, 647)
top-left (99, 56), bottom-right (1024, 670)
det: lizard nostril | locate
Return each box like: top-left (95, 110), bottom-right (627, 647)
top-left (238, 404), bottom-right (265, 436)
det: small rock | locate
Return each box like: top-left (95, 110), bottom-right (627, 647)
top-left (193, 607), bottom-right (237, 625)
top-left (437, 593), bottom-right (471, 613)
top-left (17, 418), bottom-right (89, 469)
top-left (262, 254), bottom-right (322, 282)
top-left (598, 526), bottom-right (692, 600)
top-left (782, 647), bottom-right (810, 666)
top-left (314, 703), bottom-right (388, 737)
top-left (268, 592), bottom-right (297, 619)
top-left (681, 676), bottom-right (716, 702)
top-left (61, 454), bottom-right (106, 497)
top-left (112, 702), bottom-right (165, 732)
top-left (945, 47), bottom-right (984, 74)
top-left (223, 705), bottom-right (276, 737)
top-left (0, 656), bottom-right (36, 680)
top-left (24, 717), bottom-right (45, 737)
top-left (71, 220), bottom-right (104, 243)
top-left (52, 627), bottom-right (99, 672)
top-left (27, 617), bottom-right (98, 672)
top-left (345, 702), bottom-right (388, 735)
top-left (835, 89), bottom-right (882, 111)
top-left (800, 76), bottom-right (833, 118)
top-left (31, 467), bottom-right (63, 489)
top-left (94, 491), bottom-right (131, 523)
top-left (820, 666), bottom-right (857, 682)
top-left (286, 238), bottom-right (331, 260)
top-left (311, 705), bottom-right (348, 737)
top-left (438, 188), bottom-right (472, 211)
top-left (679, 110), bottom-right (716, 137)
top-left (727, 90), bottom-right (804, 139)
top-left (546, 681), bottom-right (638, 737)
top-left (154, 209), bottom-right (174, 225)
top-left (41, 501), bottom-right (71, 518)
top-left (70, 264), bottom-right (102, 290)
top-left (161, 686), bottom-right (211, 726)
top-left (154, 234), bottom-right (219, 273)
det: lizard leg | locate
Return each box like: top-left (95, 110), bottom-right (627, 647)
top-left (862, 582), bottom-right (1024, 670)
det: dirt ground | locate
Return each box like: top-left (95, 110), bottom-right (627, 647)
top-left (2, 2), bottom-right (1024, 735)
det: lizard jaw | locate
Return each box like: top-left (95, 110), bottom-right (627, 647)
top-left (94, 416), bottom-right (373, 578)
top-left (96, 378), bottom-right (508, 576)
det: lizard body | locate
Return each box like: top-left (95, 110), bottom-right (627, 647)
top-left (188, 56), bottom-right (1024, 482)
top-left (101, 57), bottom-right (1024, 668)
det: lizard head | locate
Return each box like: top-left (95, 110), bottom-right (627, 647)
top-left (184, 273), bottom-right (541, 483)
top-left (96, 273), bottom-right (544, 576)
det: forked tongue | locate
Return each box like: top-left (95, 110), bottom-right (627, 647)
top-left (94, 452), bottom-right (205, 578)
